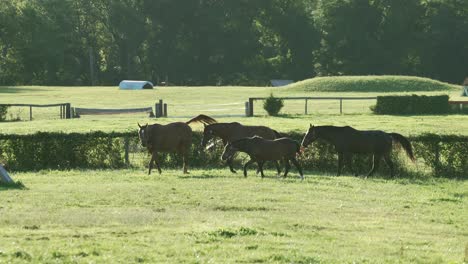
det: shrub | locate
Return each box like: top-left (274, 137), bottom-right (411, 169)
top-left (263, 93), bottom-right (284, 116)
top-left (0, 106), bottom-right (8, 121)
top-left (372, 95), bottom-right (449, 115)
top-left (0, 131), bottom-right (467, 179)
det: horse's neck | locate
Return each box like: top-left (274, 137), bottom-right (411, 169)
top-left (319, 127), bottom-right (348, 144)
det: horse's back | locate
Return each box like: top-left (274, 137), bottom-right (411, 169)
top-left (345, 129), bottom-right (392, 153)
top-left (148, 122), bottom-right (192, 151)
top-left (238, 125), bottom-right (277, 140)
top-left (247, 137), bottom-right (299, 160)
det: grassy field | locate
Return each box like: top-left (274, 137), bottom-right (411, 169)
top-left (1, 169), bottom-right (467, 263)
top-left (0, 82), bottom-right (467, 135)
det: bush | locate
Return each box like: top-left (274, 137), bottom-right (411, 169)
top-left (372, 95), bottom-right (449, 115)
top-left (263, 93), bottom-right (284, 116)
top-left (0, 106), bottom-right (8, 121)
top-left (0, 131), bottom-right (467, 179)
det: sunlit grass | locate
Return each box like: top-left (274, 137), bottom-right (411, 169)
top-left (0, 169), bottom-right (466, 263)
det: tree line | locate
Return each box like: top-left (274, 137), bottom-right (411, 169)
top-left (0, 0), bottom-right (467, 86)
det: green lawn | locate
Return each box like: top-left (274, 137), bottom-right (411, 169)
top-left (0, 170), bottom-right (466, 263)
top-left (1, 85), bottom-right (467, 135)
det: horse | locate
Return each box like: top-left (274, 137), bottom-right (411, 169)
top-left (221, 136), bottom-right (304, 180)
top-left (301, 124), bottom-right (415, 177)
top-left (138, 114), bottom-right (217, 175)
top-left (201, 122), bottom-right (283, 173)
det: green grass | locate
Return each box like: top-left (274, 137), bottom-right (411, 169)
top-left (288, 75), bottom-right (461, 92)
top-left (0, 169), bottom-right (466, 263)
top-left (1, 84), bottom-right (467, 135)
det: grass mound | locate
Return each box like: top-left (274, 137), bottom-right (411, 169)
top-left (288, 75), bottom-right (460, 92)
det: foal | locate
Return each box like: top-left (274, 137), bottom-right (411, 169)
top-left (222, 136), bottom-right (304, 180)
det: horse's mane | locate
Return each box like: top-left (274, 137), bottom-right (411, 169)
top-left (186, 114), bottom-right (217, 126)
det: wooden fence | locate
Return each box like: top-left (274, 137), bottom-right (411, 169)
top-left (73, 107), bottom-right (154, 117)
top-left (246, 97), bottom-right (377, 116)
top-left (0, 103), bottom-right (71, 120)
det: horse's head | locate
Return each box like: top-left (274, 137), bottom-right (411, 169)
top-left (301, 124), bottom-right (318, 148)
top-left (138, 123), bottom-right (150, 148)
top-left (221, 143), bottom-right (237, 161)
top-left (201, 124), bottom-right (216, 149)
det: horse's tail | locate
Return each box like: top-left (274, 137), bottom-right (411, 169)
top-left (390, 133), bottom-right (415, 162)
top-left (186, 114), bottom-right (217, 126)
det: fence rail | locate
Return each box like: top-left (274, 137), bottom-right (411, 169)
top-left (0, 103), bottom-right (71, 120)
top-left (247, 97), bottom-right (377, 116)
top-left (73, 107), bottom-right (153, 116)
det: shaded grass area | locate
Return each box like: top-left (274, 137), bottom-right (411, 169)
top-left (0, 169), bottom-right (466, 263)
top-left (288, 75), bottom-right (460, 93)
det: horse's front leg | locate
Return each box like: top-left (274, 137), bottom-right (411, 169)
top-left (243, 159), bottom-right (255, 178)
top-left (344, 153), bottom-right (357, 176)
top-left (149, 151), bottom-right (161, 175)
top-left (291, 157), bottom-right (304, 180)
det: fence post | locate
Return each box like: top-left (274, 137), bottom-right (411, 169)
top-left (60, 105), bottom-right (63, 119)
top-left (65, 103), bottom-right (72, 119)
top-left (339, 99), bottom-right (343, 114)
top-left (245, 102), bottom-right (250, 117)
top-left (248, 98), bottom-right (254, 117)
top-left (29, 106), bottom-right (32, 121)
top-left (155, 103), bottom-right (161, 117)
top-left (163, 103), bottom-right (167, 117)
top-left (305, 99), bottom-right (308, 115)
top-left (159, 99), bottom-right (163, 117)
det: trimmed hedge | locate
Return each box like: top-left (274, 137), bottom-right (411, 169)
top-left (0, 131), bottom-right (466, 179)
top-left (372, 95), bottom-right (449, 115)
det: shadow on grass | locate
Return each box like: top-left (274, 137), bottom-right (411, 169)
top-left (0, 180), bottom-right (27, 190)
top-left (0, 87), bottom-right (48, 94)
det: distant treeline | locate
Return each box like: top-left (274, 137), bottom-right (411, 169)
top-left (0, 0), bottom-right (467, 86)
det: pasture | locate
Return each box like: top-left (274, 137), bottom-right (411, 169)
top-left (1, 76), bottom-right (467, 263)
top-left (1, 170), bottom-right (467, 263)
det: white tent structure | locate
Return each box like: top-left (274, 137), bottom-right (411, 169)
top-left (119, 80), bottom-right (154, 90)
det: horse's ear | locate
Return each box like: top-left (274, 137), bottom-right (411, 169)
top-left (309, 123), bottom-right (313, 128)
top-left (138, 123), bottom-right (142, 128)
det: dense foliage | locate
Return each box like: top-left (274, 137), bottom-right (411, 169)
top-left (263, 94), bottom-right (284, 116)
top-left (372, 95), bottom-right (450, 115)
top-left (0, 131), bottom-right (466, 179)
top-left (0, 0), bottom-right (467, 86)
top-left (0, 106), bottom-right (8, 121)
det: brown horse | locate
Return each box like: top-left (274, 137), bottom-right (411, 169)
top-left (222, 136), bottom-right (303, 180)
top-left (201, 122), bottom-right (283, 173)
top-left (138, 114), bottom-right (216, 175)
top-left (301, 125), bottom-right (415, 177)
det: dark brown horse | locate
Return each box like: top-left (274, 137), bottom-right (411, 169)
top-left (138, 114), bottom-right (216, 174)
top-left (222, 136), bottom-right (303, 180)
top-left (201, 122), bottom-right (283, 173)
top-left (301, 125), bottom-right (415, 177)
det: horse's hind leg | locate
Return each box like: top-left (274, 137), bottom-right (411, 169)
top-left (383, 153), bottom-right (394, 177)
top-left (291, 158), bottom-right (304, 180)
top-left (258, 161), bottom-right (265, 178)
top-left (283, 158), bottom-right (291, 178)
top-left (227, 156), bottom-right (237, 174)
top-left (243, 159), bottom-right (255, 177)
top-left (367, 154), bottom-right (382, 178)
top-left (182, 153), bottom-right (189, 174)
top-left (274, 161), bottom-right (281, 177)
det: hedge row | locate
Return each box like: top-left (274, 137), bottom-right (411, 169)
top-left (372, 95), bottom-right (449, 115)
top-left (0, 131), bottom-right (466, 179)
